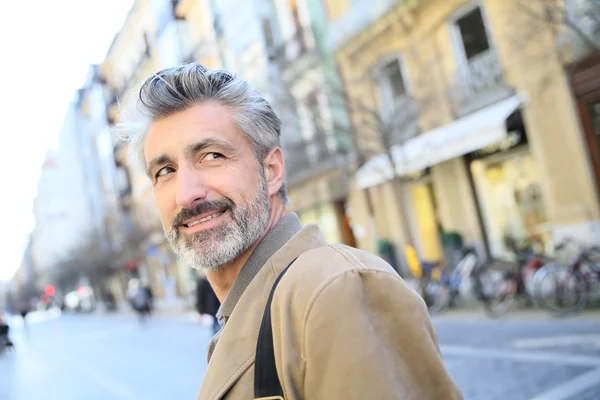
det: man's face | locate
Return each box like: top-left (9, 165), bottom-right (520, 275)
top-left (144, 102), bottom-right (271, 272)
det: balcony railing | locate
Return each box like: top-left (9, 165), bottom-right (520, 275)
top-left (448, 49), bottom-right (514, 116)
top-left (270, 27), bottom-right (310, 62)
top-left (268, 27), bottom-right (320, 82)
top-left (284, 133), bottom-right (342, 184)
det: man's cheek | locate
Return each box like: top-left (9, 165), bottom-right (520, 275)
top-left (156, 198), bottom-right (174, 230)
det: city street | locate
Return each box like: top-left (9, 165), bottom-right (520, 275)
top-left (1, 309), bottom-right (599, 400)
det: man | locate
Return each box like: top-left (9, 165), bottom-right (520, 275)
top-left (121, 63), bottom-right (461, 399)
top-left (0, 310), bottom-right (14, 350)
top-left (127, 279), bottom-right (152, 323)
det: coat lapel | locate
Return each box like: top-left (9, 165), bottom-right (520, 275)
top-left (197, 224), bottom-right (327, 400)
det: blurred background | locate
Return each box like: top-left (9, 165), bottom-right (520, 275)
top-left (1, 0), bottom-right (600, 399)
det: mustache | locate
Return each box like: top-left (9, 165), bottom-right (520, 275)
top-left (171, 199), bottom-right (235, 230)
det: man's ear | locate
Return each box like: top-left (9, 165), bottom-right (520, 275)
top-left (263, 147), bottom-right (285, 197)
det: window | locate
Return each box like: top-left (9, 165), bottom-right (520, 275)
top-left (455, 6), bottom-right (490, 61)
top-left (381, 58), bottom-right (407, 99)
top-left (299, 89), bottom-right (331, 163)
top-left (304, 90), bottom-right (326, 137)
top-left (376, 56), bottom-right (408, 117)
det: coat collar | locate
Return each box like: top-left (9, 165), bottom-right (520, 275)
top-left (197, 223), bottom-right (327, 400)
top-left (216, 213), bottom-right (303, 324)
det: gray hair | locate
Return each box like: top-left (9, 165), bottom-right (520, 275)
top-left (118, 62), bottom-right (287, 203)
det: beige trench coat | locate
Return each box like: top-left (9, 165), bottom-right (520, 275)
top-left (197, 224), bottom-right (462, 400)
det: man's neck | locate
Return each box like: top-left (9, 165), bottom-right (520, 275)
top-left (206, 203), bottom-right (287, 302)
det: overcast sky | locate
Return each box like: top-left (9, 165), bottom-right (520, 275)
top-left (0, 0), bottom-right (134, 280)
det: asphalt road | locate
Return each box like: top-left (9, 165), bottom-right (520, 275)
top-left (1, 308), bottom-right (599, 400)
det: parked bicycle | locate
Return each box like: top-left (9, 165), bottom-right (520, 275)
top-left (478, 237), bottom-right (549, 317)
top-left (419, 246), bottom-right (482, 313)
top-left (533, 240), bottom-right (600, 315)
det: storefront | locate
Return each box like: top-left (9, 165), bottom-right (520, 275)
top-left (355, 95), bottom-right (525, 261)
top-left (466, 111), bottom-right (551, 258)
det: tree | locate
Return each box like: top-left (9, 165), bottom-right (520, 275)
top-left (47, 214), bottom-right (161, 296)
top-left (516, 0), bottom-right (600, 56)
top-left (495, 0), bottom-right (600, 95)
top-left (50, 231), bottom-right (118, 293)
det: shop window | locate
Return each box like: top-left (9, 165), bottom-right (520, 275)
top-left (471, 152), bottom-right (550, 258)
top-left (298, 204), bottom-right (342, 244)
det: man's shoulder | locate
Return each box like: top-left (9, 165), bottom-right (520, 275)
top-left (270, 243), bottom-right (424, 329)
top-left (274, 244), bottom-right (410, 301)
top-left (300, 243), bottom-right (397, 276)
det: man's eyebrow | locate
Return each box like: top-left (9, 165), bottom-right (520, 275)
top-left (146, 154), bottom-right (172, 178)
top-left (184, 138), bottom-right (237, 158)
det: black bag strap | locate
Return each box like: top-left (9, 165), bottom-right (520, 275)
top-left (254, 257), bottom-right (297, 400)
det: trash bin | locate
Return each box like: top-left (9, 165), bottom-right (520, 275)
top-left (439, 231), bottom-right (463, 266)
top-left (377, 239), bottom-right (399, 273)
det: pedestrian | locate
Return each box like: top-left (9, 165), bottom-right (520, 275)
top-left (120, 63), bottom-right (461, 399)
top-left (128, 279), bottom-right (152, 324)
top-left (195, 274), bottom-right (220, 334)
top-left (0, 311), bottom-right (14, 350)
top-left (143, 284), bottom-right (154, 313)
top-left (15, 292), bottom-right (29, 334)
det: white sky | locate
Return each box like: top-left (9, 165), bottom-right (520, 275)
top-left (0, 0), bottom-right (134, 280)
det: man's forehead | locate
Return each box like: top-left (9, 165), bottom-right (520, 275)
top-left (144, 104), bottom-right (245, 155)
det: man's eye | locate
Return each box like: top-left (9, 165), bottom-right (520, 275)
top-left (204, 152), bottom-right (225, 161)
top-left (155, 166), bottom-right (175, 179)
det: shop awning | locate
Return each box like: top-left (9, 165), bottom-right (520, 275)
top-left (356, 95), bottom-right (524, 189)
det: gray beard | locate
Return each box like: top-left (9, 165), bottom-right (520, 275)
top-left (165, 179), bottom-right (271, 273)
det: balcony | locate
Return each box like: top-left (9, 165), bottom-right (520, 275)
top-left (448, 49), bottom-right (514, 117)
top-left (269, 27), bottom-right (321, 83)
top-left (283, 133), bottom-right (345, 185)
top-left (327, 0), bottom-right (401, 51)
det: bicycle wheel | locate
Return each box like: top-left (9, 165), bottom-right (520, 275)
top-left (424, 279), bottom-right (451, 313)
top-left (534, 266), bottom-right (588, 315)
top-left (484, 275), bottom-right (517, 317)
top-left (471, 264), bottom-right (497, 302)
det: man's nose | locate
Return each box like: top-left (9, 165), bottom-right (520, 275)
top-left (175, 166), bottom-right (208, 209)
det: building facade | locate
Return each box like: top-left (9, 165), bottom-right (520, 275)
top-left (30, 102), bottom-right (98, 276)
top-left (268, 0), bottom-right (357, 246)
top-left (209, 0), bottom-right (357, 245)
top-left (100, 0), bottom-right (196, 302)
top-left (326, 0), bottom-right (600, 267)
